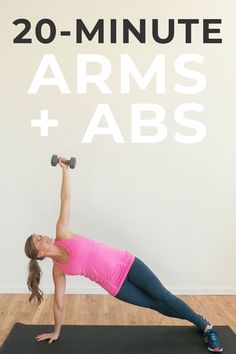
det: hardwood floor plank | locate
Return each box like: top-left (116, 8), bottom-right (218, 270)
top-left (0, 294), bottom-right (235, 345)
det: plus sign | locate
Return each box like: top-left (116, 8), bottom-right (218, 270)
top-left (31, 110), bottom-right (58, 136)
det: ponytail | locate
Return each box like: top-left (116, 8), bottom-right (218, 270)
top-left (27, 258), bottom-right (44, 305)
top-left (25, 234), bottom-right (45, 305)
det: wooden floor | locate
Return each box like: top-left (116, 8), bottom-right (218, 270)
top-left (0, 294), bottom-right (235, 345)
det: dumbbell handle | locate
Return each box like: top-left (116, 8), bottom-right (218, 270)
top-left (60, 158), bottom-right (70, 165)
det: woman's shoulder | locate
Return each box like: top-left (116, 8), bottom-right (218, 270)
top-left (55, 230), bottom-right (78, 241)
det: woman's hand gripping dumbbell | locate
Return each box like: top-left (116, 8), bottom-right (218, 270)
top-left (51, 154), bottom-right (76, 169)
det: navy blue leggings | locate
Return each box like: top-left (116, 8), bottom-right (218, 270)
top-left (115, 257), bottom-right (208, 331)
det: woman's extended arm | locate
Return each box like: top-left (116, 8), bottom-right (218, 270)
top-left (56, 157), bottom-right (71, 236)
top-left (60, 164), bottom-right (70, 201)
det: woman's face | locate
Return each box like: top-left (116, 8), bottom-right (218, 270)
top-left (33, 235), bottom-right (54, 258)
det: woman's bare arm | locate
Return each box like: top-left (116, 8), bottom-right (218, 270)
top-left (35, 266), bottom-right (66, 343)
top-left (53, 266), bottom-right (66, 334)
top-left (56, 158), bottom-right (72, 238)
top-left (57, 169), bottom-right (70, 227)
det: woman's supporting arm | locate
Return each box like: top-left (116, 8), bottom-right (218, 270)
top-left (53, 303), bottom-right (64, 335)
top-left (53, 266), bottom-right (66, 335)
top-left (35, 266), bottom-right (66, 343)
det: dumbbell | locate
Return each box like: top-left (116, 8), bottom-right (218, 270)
top-left (51, 154), bottom-right (76, 169)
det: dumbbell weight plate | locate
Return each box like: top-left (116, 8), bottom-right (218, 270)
top-left (69, 157), bottom-right (76, 169)
top-left (51, 154), bottom-right (59, 166)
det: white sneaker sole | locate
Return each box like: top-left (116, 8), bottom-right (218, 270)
top-left (205, 337), bottom-right (223, 352)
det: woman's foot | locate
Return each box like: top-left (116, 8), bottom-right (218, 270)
top-left (204, 323), bottom-right (213, 333)
top-left (204, 328), bottom-right (223, 352)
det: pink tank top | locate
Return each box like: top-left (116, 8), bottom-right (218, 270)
top-left (53, 235), bottom-right (135, 296)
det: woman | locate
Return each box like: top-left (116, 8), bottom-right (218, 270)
top-left (24, 157), bottom-right (223, 352)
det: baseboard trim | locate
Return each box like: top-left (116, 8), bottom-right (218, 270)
top-left (0, 286), bottom-right (236, 295)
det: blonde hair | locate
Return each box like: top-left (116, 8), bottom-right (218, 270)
top-left (24, 234), bottom-right (45, 305)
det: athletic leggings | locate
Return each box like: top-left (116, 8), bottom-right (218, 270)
top-left (115, 257), bottom-right (208, 331)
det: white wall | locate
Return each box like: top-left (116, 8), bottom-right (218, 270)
top-left (0, 0), bottom-right (235, 295)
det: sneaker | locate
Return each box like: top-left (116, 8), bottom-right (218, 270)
top-left (199, 315), bottom-right (213, 333)
top-left (204, 328), bottom-right (223, 352)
